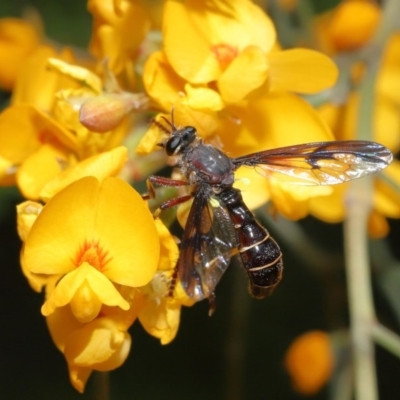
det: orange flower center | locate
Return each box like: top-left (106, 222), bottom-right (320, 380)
top-left (75, 240), bottom-right (109, 270)
top-left (211, 43), bottom-right (238, 69)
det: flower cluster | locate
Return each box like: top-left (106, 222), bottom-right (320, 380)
top-left (0, 0), bottom-right (398, 395)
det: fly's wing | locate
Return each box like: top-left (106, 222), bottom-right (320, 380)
top-left (177, 186), bottom-right (237, 301)
top-left (232, 141), bottom-right (393, 185)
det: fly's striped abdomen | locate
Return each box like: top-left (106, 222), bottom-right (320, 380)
top-left (218, 188), bottom-right (283, 298)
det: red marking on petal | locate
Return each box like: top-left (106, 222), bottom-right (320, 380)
top-left (74, 240), bottom-right (111, 271)
top-left (211, 43), bottom-right (238, 69)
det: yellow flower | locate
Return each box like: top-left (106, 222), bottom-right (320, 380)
top-left (162, 0), bottom-right (337, 99)
top-left (22, 176), bottom-right (160, 322)
top-left (0, 58), bottom-right (138, 198)
top-left (0, 18), bottom-right (41, 90)
top-left (285, 331), bottom-right (334, 395)
top-left (46, 287), bottom-right (145, 393)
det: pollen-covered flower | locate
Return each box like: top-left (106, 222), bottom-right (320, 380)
top-left (138, 220), bottom-right (195, 344)
top-left (22, 176), bottom-right (160, 322)
top-left (285, 330), bottom-right (334, 395)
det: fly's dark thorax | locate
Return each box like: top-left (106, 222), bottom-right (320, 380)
top-left (185, 144), bottom-right (235, 188)
top-left (218, 188), bottom-right (283, 298)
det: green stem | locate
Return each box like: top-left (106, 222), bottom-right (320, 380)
top-left (93, 371), bottom-right (110, 400)
top-left (224, 264), bottom-right (251, 400)
top-left (344, 177), bottom-right (378, 400)
top-left (344, 1), bottom-right (399, 398)
top-left (371, 323), bottom-right (400, 359)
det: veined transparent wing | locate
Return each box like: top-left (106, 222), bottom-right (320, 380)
top-left (177, 185), bottom-right (238, 301)
top-left (232, 141), bottom-right (392, 185)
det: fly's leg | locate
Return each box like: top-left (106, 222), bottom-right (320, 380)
top-left (142, 176), bottom-right (189, 200)
top-left (208, 292), bottom-right (217, 316)
top-left (142, 175), bottom-right (194, 297)
top-left (153, 193), bottom-right (193, 219)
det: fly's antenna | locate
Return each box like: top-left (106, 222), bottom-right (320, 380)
top-left (152, 117), bottom-right (171, 135)
top-left (152, 107), bottom-right (178, 135)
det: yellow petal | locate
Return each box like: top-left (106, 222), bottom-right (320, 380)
top-left (154, 219), bottom-right (179, 272)
top-left (0, 155), bottom-right (16, 185)
top-left (234, 167), bottom-right (271, 211)
top-left (0, 18), bottom-right (40, 90)
top-left (19, 250), bottom-right (61, 293)
top-left (135, 121), bottom-right (165, 155)
top-left (163, 0), bottom-right (221, 83)
top-left (0, 104), bottom-right (78, 162)
top-left (368, 209), bottom-right (389, 239)
top-left (267, 180), bottom-right (331, 220)
top-left (139, 298), bottom-right (181, 345)
top-left (164, 0), bottom-right (275, 83)
top-left (42, 262), bottom-right (129, 319)
top-left (88, 0), bottom-right (150, 74)
top-left (70, 280), bottom-right (103, 323)
top-left (218, 46), bottom-right (268, 103)
top-left (69, 367), bottom-right (92, 394)
top-left (17, 144), bottom-right (68, 200)
top-left (184, 84), bottom-right (224, 111)
top-left (308, 184), bottom-right (347, 223)
top-left (40, 146), bottom-right (128, 201)
top-left (142, 50), bottom-right (186, 111)
top-left (47, 306), bottom-right (132, 392)
top-left (0, 105), bottom-right (41, 163)
top-left (219, 92), bottom-right (334, 157)
top-left (16, 200), bottom-right (43, 242)
top-left (267, 49), bottom-right (338, 93)
top-left (47, 58), bottom-right (102, 93)
top-left (374, 161), bottom-right (400, 218)
top-left (65, 319), bottom-right (131, 368)
top-left (11, 46), bottom-right (78, 112)
top-left (24, 177), bottom-right (160, 289)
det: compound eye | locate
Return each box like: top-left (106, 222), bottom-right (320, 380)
top-left (183, 126), bottom-right (196, 142)
top-left (165, 136), bottom-right (182, 156)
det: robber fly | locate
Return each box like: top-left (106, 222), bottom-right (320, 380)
top-left (146, 114), bottom-right (392, 311)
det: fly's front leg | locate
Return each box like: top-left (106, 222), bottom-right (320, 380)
top-left (142, 176), bottom-right (188, 200)
top-left (142, 176), bottom-right (193, 218)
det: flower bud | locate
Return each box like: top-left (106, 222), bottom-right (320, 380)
top-left (79, 92), bottom-right (149, 133)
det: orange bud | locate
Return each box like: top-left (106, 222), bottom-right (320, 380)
top-left (79, 92), bottom-right (149, 133)
top-left (327, 0), bottom-right (381, 52)
top-left (285, 330), bottom-right (334, 395)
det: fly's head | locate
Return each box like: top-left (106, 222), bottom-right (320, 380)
top-left (165, 126), bottom-right (197, 156)
top-left (153, 111), bottom-right (198, 157)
